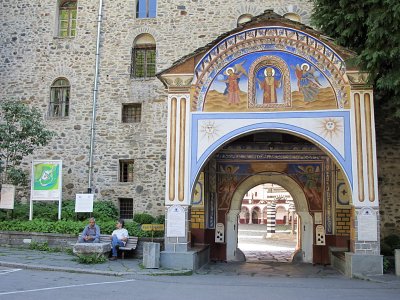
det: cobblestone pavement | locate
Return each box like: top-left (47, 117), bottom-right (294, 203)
top-left (238, 224), bottom-right (297, 263)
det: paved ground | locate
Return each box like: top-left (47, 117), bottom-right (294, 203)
top-left (0, 225), bottom-right (398, 283)
top-left (238, 224), bottom-right (297, 262)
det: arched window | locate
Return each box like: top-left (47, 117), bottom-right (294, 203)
top-left (131, 34), bottom-right (156, 78)
top-left (283, 13), bottom-right (301, 23)
top-left (49, 78), bottom-right (70, 118)
top-left (58, 0), bottom-right (77, 37)
top-left (237, 14), bottom-right (252, 26)
top-left (136, 0), bottom-right (157, 18)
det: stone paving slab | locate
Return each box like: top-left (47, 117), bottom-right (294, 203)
top-left (0, 246), bottom-right (190, 276)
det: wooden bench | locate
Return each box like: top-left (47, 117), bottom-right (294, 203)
top-left (76, 234), bottom-right (138, 259)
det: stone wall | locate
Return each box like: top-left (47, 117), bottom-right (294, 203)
top-left (0, 0), bottom-right (313, 216)
top-left (0, 231), bottom-right (163, 258)
top-left (376, 117), bottom-right (400, 239)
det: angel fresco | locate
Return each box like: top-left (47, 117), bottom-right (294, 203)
top-left (297, 165), bottom-right (322, 210)
top-left (257, 67), bottom-right (282, 103)
top-left (217, 165), bottom-right (240, 208)
top-left (292, 63), bottom-right (322, 102)
top-left (219, 62), bottom-right (248, 105)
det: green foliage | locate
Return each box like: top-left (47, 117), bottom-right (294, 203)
top-left (29, 241), bottom-right (61, 252)
top-left (154, 215), bottom-right (165, 224)
top-left (74, 254), bottom-right (107, 264)
top-left (0, 200), bottom-right (119, 222)
top-left (381, 234), bottom-right (400, 256)
top-left (383, 256), bottom-right (395, 273)
top-left (0, 219), bottom-right (84, 234)
top-left (0, 200), bottom-right (163, 237)
top-left (93, 201), bottom-right (119, 221)
top-left (311, 0), bottom-right (400, 118)
top-left (0, 101), bottom-right (56, 186)
top-left (133, 213), bottom-right (155, 224)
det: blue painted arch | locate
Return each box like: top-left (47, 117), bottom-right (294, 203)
top-left (189, 112), bottom-right (353, 195)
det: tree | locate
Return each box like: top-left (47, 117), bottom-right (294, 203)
top-left (311, 0), bottom-right (400, 118)
top-left (0, 101), bottom-right (56, 187)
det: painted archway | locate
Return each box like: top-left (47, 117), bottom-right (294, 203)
top-left (227, 173), bottom-right (313, 263)
top-left (159, 11), bottom-right (381, 276)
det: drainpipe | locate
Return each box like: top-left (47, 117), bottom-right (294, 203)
top-left (88, 0), bottom-right (103, 193)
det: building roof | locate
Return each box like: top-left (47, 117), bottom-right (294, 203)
top-left (157, 9), bottom-right (355, 78)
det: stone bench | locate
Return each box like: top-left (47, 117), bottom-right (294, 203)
top-left (73, 234), bottom-right (138, 259)
top-left (329, 247), bottom-right (348, 275)
top-left (73, 242), bottom-right (111, 258)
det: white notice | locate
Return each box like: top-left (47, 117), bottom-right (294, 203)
top-left (358, 208), bottom-right (377, 241)
top-left (0, 184), bottom-right (15, 209)
top-left (166, 205), bottom-right (186, 237)
top-left (75, 194), bottom-right (94, 212)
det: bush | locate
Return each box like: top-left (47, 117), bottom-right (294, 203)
top-left (0, 200), bottom-right (119, 222)
top-left (381, 234), bottom-right (400, 256)
top-left (75, 254), bottom-right (107, 264)
top-left (133, 213), bottom-right (155, 224)
top-left (154, 215), bottom-right (165, 224)
top-left (93, 201), bottom-right (119, 221)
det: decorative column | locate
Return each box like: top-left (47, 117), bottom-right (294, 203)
top-left (159, 74), bottom-right (195, 270)
top-left (266, 201), bottom-right (276, 237)
top-left (346, 71), bottom-right (382, 276)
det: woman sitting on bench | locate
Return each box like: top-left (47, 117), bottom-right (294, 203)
top-left (109, 219), bottom-right (129, 261)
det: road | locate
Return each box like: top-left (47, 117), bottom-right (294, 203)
top-left (0, 267), bottom-right (399, 300)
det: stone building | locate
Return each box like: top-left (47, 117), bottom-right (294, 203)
top-left (1, 0), bottom-right (399, 276)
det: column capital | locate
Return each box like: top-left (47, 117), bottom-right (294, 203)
top-left (346, 71), bottom-right (372, 90)
top-left (159, 74), bottom-right (193, 93)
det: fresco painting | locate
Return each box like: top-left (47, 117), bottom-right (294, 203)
top-left (204, 51), bottom-right (337, 112)
top-left (216, 161), bottom-right (325, 212)
top-left (288, 163), bottom-right (323, 211)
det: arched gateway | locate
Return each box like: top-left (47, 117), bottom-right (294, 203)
top-left (157, 11), bottom-right (382, 277)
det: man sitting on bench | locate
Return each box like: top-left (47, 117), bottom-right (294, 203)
top-left (79, 217), bottom-right (100, 243)
top-left (109, 219), bottom-right (129, 261)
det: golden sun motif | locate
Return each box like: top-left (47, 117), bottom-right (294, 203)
top-left (318, 118), bottom-right (342, 141)
top-left (200, 121), bottom-right (219, 140)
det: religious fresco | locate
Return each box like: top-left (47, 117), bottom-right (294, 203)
top-left (192, 172), bottom-right (204, 208)
top-left (334, 168), bottom-right (351, 207)
top-left (288, 163), bottom-right (323, 211)
top-left (215, 149), bottom-right (334, 232)
top-left (217, 163), bottom-right (247, 209)
top-left (216, 161), bottom-right (325, 212)
top-left (204, 51), bottom-right (336, 112)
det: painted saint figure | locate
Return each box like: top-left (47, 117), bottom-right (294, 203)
top-left (218, 165), bottom-right (240, 208)
top-left (257, 67), bottom-right (281, 103)
top-left (293, 63), bottom-right (321, 102)
top-left (297, 165), bottom-right (322, 210)
top-left (220, 65), bottom-right (246, 105)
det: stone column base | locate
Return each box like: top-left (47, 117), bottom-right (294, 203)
top-left (395, 249), bottom-right (400, 276)
top-left (345, 252), bottom-right (383, 277)
top-left (160, 245), bottom-right (209, 270)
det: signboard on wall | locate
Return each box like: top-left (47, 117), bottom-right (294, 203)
top-left (31, 160), bottom-right (62, 201)
top-left (30, 160), bottom-right (63, 220)
top-left (358, 208), bottom-right (377, 242)
top-left (75, 194), bottom-right (94, 213)
top-left (0, 184), bottom-right (15, 209)
top-left (166, 205), bottom-right (186, 237)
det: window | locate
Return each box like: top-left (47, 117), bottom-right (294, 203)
top-left (122, 104), bottom-right (142, 123)
top-left (131, 34), bottom-right (156, 78)
top-left (49, 78), bottom-right (70, 117)
top-left (58, 1), bottom-right (77, 37)
top-left (119, 160), bottom-right (134, 182)
top-left (119, 198), bottom-right (134, 219)
top-left (136, 0), bottom-right (157, 18)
